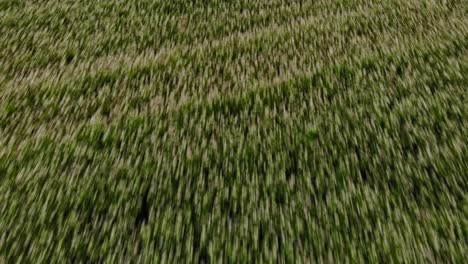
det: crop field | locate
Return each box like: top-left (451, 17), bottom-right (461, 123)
top-left (0, 0), bottom-right (467, 262)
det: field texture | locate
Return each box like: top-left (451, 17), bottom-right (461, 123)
top-left (1, 0), bottom-right (467, 262)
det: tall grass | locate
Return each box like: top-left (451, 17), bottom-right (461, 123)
top-left (0, 0), bottom-right (467, 262)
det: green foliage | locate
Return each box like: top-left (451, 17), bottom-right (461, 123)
top-left (0, 0), bottom-right (467, 262)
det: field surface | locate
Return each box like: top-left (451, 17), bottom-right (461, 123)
top-left (1, 0), bottom-right (467, 262)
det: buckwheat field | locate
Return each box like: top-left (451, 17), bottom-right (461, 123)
top-left (0, 0), bottom-right (467, 262)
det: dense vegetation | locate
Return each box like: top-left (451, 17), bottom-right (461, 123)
top-left (1, 0), bottom-right (467, 262)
